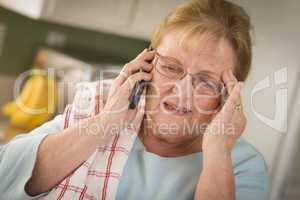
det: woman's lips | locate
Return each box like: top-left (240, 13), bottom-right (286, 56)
top-left (163, 102), bottom-right (191, 116)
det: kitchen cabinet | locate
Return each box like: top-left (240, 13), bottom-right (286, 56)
top-left (0, 0), bottom-right (44, 19)
top-left (0, 0), bottom-right (184, 40)
top-left (42, 0), bottom-right (184, 40)
top-left (41, 0), bottom-right (136, 37)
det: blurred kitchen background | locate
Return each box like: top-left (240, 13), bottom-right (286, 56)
top-left (0, 0), bottom-right (299, 199)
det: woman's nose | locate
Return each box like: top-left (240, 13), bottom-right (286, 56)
top-left (172, 74), bottom-right (193, 108)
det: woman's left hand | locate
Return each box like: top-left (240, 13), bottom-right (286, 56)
top-left (202, 69), bottom-right (246, 152)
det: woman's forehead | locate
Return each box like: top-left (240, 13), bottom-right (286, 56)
top-left (157, 31), bottom-right (236, 77)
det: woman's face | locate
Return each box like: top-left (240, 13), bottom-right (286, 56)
top-left (145, 30), bottom-right (236, 144)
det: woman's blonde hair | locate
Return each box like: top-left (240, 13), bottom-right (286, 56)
top-left (151, 0), bottom-right (252, 81)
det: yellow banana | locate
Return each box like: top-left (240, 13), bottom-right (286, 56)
top-left (2, 76), bottom-right (35, 117)
top-left (2, 101), bottom-right (18, 117)
top-left (10, 74), bottom-right (57, 130)
top-left (26, 77), bottom-right (57, 129)
top-left (10, 75), bottom-right (47, 128)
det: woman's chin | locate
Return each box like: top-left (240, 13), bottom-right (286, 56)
top-left (153, 130), bottom-right (200, 145)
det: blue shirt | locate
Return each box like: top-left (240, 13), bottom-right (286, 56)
top-left (116, 136), bottom-right (269, 200)
top-left (0, 115), bottom-right (269, 199)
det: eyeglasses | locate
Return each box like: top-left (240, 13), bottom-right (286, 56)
top-left (153, 51), bottom-right (225, 98)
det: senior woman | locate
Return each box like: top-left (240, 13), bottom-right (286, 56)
top-left (0, 0), bottom-right (268, 199)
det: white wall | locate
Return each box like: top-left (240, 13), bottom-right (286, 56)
top-left (229, 0), bottom-right (300, 175)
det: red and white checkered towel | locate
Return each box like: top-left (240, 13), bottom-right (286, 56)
top-left (41, 80), bottom-right (146, 200)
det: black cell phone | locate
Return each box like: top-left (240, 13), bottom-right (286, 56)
top-left (128, 46), bottom-right (153, 109)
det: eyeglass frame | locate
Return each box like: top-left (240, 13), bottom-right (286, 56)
top-left (151, 50), bottom-right (227, 97)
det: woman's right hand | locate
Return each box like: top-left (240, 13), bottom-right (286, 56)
top-left (101, 49), bottom-right (155, 131)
